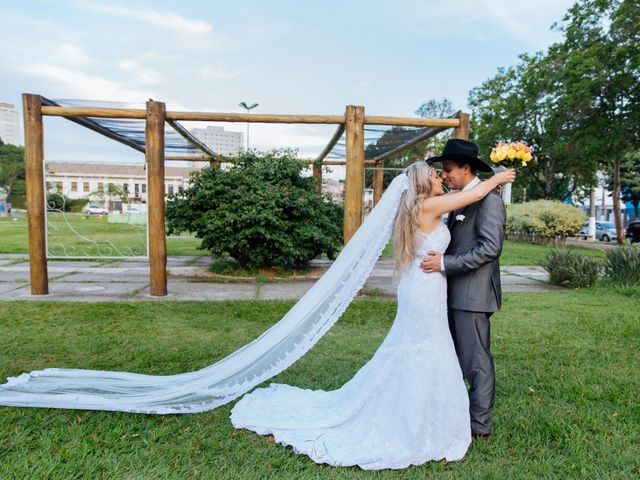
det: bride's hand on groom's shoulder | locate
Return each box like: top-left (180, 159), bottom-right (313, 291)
top-left (494, 168), bottom-right (516, 184)
top-left (421, 251), bottom-right (442, 273)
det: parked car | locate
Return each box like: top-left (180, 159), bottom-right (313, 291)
top-left (577, 221), bottom-right (618, 242)
top-left (626, 221), bottom-right (640, 243)
top-left (85, 204), bottom-right (108, 215)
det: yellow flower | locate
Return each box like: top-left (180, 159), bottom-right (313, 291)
top-left (490, 150), bottom-right (498, 163)
top-left (497, 149), bottom-right (507, 161)
top-left (523, 152), bottom-right (532, 162)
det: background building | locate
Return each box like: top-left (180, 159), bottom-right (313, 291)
top-left (190, 126), bottom-right (243, 156)
top-left (0, 101), bottom-right (20, 146)
top-left (46, 162), bottom-right (198, 212)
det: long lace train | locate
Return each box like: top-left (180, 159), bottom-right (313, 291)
top-left (0, 175), bottom-right (409, 414)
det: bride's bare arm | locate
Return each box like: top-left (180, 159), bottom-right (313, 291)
top-left (422, 169), bottom-right (515, 218)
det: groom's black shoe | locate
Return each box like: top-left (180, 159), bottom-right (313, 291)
top-left (471, 431), bottom-right (492, 440)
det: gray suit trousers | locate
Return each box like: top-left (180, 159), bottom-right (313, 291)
top-left (448, 308), bottom-right (495, 435)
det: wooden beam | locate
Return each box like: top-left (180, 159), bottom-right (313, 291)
top-left (146, 101), bottom-right (168, 296)
top-left (301, 160), bottom-right (377, 166)
top-left (312, 162), bottom-right (322, 194)
top-left (364, 116), bottom-right (460, 128)
top-left (318, 160), bottom-right (346, 166)
top-left (373, 160), bottom-right (384, 206)
top-left (23, 94), bottom-right (48, 295)
top-left (164, 155), bottom-right (212, 161)
top-left (166, 111), bottom-right (346, 124)
top-left (41, 106), bottom-right (146, 119)
top-left (39, 104), bottom-right (463, 128)
top-left (315, 125), bottom-right (345, 163)
top-left (454, 112), bottom-right (470, 140)
top-left (344, 105), bottom-right (365, 244)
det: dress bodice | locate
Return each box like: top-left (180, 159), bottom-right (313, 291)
top-left (412, 222), bottom-right (451, 258)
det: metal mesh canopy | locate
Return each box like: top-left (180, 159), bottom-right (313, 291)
top-left (42, 98), bottom-right (456, 162)
top-left (327, 112), bottom-right (460, 161)
top-left (41, 98), bottom-right (212, 157)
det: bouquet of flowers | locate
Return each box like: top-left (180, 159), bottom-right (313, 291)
top-left (489, 142), bottom-right (532, 205)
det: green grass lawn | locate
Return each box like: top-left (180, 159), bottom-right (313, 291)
top-left (0, 214), bottom-right (207, 257)
top-left (0, 291), bottom-right (638, 478)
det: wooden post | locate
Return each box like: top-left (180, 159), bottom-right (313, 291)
top-left (210, 155), bottom-right (221, 170)
top-left (23, 94), bottom-right (48, 295)
top-left (145, 101), bottom-right (167, 296)
top-left (373, 160), bottom-right (384, 206)
top-left (454, 112), bottom-right (470, 140)
top-left (313, 162), bottom-right (322, 194)
top-left (344, 105), bottom-right (365, 244)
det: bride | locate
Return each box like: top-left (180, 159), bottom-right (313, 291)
top-left (230, 161), bottom-right (514, 469)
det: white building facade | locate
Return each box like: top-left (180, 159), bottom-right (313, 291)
top-left (190, 126), bottom-right (243, 156)
top-left (0, 101), bottom-right (20, 146)
top-left (46, 162), bottom-right (198, 212)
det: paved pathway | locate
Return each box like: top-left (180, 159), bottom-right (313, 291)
top-left (0, 254), bottom-right (561, 302)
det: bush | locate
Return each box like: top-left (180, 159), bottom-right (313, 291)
top-left (604, 245), bottom-right (640, 287)
top-left (166, 149), bottom-right (343, 269)
top-left (507, 200), bottom-right (585, 244)
top-left (541, 248), bottom-right (602, 288)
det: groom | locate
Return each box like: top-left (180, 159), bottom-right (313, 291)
top-left (422, 139), bottom-right (506, 438)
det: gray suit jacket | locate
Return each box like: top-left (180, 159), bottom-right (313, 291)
top-left (443, 190), bottom-right (506, 313)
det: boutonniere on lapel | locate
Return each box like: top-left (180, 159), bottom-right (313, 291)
top-left (455, 214), bottom-right (465, 223)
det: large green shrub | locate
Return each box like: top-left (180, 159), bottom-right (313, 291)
top-left (541, 248), bottom-right (602, 288)
top-left (166, 149), bottom-right (343, 269)
top-left (507, 200), bottom-right (585, 244)
top-left (604, 245), bottom-right (640, 287)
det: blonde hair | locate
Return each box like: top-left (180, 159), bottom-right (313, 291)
top-left (393, 161), bottom-right (435, 275)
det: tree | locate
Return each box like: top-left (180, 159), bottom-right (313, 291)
top-left (550, 0), bottom-right (640, 243)
top-left (365, 99), bottom-right (455, 189)
top-left (619, 152), bottom-right (640, 220)
top-left (166, 149), bottom-right (343, 269)
top-left (468, 53), bottom-right (598, 202)
top-left (0, 140), bottom-right (25, 201)
top-left (107, 183), bottom-right (129, 207)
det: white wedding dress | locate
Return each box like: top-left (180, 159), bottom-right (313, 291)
top-left (230, 222), bottom-right (471, 470)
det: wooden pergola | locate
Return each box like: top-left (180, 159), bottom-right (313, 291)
top-left (23, 93), bottom-right (469, 296)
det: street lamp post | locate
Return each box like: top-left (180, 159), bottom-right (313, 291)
top-left (238, 101), bottom-right (258, 149)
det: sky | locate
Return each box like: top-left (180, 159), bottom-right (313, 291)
top-left (0, 0), bottom-right (576, 177)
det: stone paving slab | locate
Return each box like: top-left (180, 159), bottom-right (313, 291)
top-left (0, 270), bottom-right (30, 282)
top-left (258, 281), bottom-right (315, 300)
top-left (0, 283), bottom-right (28, 295)
top-left (59, 272), bottom-right (151, 283)
top-left (0, 281), bottom-right (150, 302)
top-left (0, 259), bottom-right (19, 267)
top-left (140, 281), bottom-right (257, 301)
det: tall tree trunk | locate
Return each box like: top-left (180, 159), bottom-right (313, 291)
top-left (612, 157), bottom-right (625, 245)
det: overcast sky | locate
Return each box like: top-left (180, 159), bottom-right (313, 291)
top-left (0, 0), bottom-right (575, 175)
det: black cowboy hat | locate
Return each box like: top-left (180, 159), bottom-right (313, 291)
top-left (426, 139), bottom-right (492, 172)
